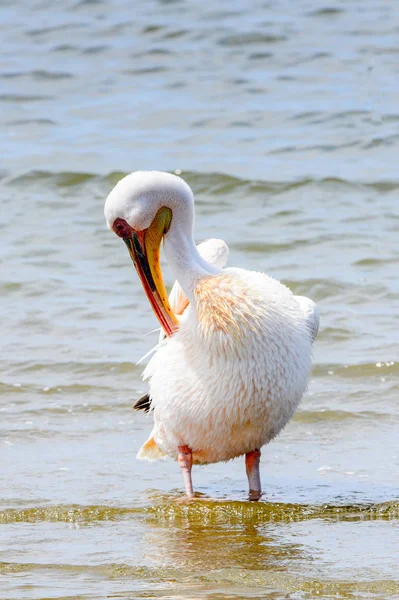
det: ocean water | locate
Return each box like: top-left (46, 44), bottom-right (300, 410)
top-left (1, 1), bottom-right (399, 598)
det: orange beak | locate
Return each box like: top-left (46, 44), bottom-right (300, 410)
top-left (123, 207), bottom-right (178, 337)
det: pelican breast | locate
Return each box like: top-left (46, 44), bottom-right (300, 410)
top-left (143, 267), bottom-right (313, 464)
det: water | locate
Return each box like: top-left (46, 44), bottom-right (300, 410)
top-left (1, 1), bottom-right (399, 598)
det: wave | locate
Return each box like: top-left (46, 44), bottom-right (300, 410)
top-left (312, 361), bottom-right (398, 378)
top-left (1, 498), bottom-right (399, 525)
top-left (3, 169), bottom-right (399, 193)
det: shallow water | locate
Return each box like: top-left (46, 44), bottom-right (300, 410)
top-left (1, 1), bottom-right (399, 598)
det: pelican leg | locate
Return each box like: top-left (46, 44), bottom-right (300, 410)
top-left (245, 449), bottom-right (262, 501)
top-left (178, 445), bottom-right (194, 498)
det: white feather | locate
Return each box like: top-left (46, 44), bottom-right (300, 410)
top-left (143, 267), bottom-right (314, 464)
top-left (294, 295), bottom-right (319, 342)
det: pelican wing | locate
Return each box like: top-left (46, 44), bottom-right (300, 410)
top-left (132, 393), bottom-right (152, 413)
top-left (294, 295), bottom-right (319, 342)
top-left (133, 238), bottom-right (229, 412)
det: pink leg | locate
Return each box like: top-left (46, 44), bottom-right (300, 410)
top-left (178, 445), bottom-right (194, 498)
top-left (245, 449), bottom-right (262, 501)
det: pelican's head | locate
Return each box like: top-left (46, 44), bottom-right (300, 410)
top-left (104, 171), bottom-right (194, 336)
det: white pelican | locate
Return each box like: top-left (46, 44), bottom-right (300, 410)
top-left (104, 171), bottom-right (319, 501)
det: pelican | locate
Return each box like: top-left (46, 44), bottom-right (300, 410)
top-left (104, 171), bottom-right (319, 500)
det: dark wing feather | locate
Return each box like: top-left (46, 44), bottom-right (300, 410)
top-left (132, 393), bottom-right (152, 413)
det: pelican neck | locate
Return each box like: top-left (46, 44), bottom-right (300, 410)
top-left (163, 225), bottom-right (220, 304)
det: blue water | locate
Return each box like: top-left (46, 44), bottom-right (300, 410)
top-left (1, 1), bottom-right (399, 598)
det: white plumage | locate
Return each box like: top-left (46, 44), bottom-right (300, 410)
top-left (104, 171), bottom-right (318, 499)
top-left (143, 267), bottom-right (313, 463)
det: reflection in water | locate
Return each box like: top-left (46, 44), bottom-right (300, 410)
top-left (1, 497), bottom-right (399, 598)
top-left (147, 505), bottom-right (302, 573)
top-left (143, 497), bottom-right (399, 587)
top-left (141, 497), bottom-right (399, 598)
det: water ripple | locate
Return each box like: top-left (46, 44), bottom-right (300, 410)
top-left (2, 498), bottom-right (399, 527)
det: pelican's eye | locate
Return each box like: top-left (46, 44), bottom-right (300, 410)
top-left (113, 218), bottom-right (134, 239)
